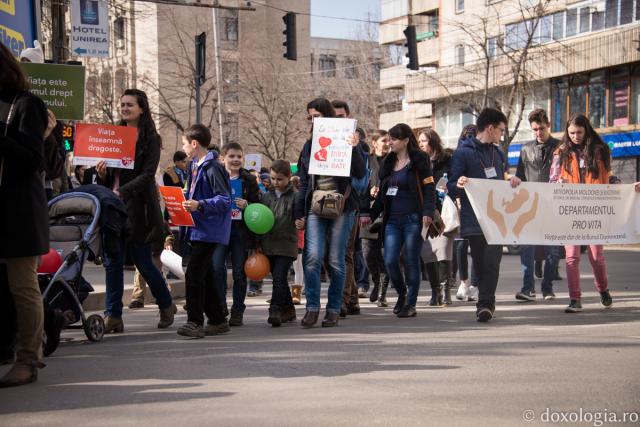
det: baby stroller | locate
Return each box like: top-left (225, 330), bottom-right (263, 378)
top-left (40, 192), bottom-right (105, 355)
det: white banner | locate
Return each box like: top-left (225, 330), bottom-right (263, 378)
top-left (71, 0), bottom-right (109, 57)
top-left (464, 179), bottom-right (640, 245)
top-left (308, 118), bottom-right (357, 177)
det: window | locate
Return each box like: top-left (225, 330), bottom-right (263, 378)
top-left (552, 11), bottom-right (565, 40)
top-left (631, 66), bottom-right (640, 124)
top-left (455, 44), bottom-right (464, 66)
top-left (101, 72), bottom-right (112, 102)
top-left (114, 17), bottom-right (125, 49)
top-left (222, 61), bottom-right (238, 103)
top-left (219, 10), bottom-right (238, 41)
top-left (456, 0), bottom-right (464, 13)
top-left (539, 15), bottom-right (552, 44)
top-left (588, 71), bottom-right (606, 129)
top-left (552, 78), bottom-right (568, 133)
top-left (636, 0), bottom-right (640, 20)
top-left (222, 112), bottom-right (238, 145)
top-left (86, 77), bottom-right (98, 107)
top-left (114, 69), bottom-right (127, 97)
top-left (371, 62), bottom-right (382, 81)
top-left (319, 55), bottom-right (336, 77)
top-left (620, 0), bottom-right (633, 24)
top-left (579, 7), bottom-right (591, 33)
top-left (609, 68), bottom-right (630, 126)
top-left (344, 58), bottom-right (358, 79)
top-left (605, 0), bottom-right (619, 28)
top-left (592, 9), bottom-right (605, 31)
top-left (487, 37), bottom-right (498, 59)
top-left (566, 8), bottom-right (577, 37)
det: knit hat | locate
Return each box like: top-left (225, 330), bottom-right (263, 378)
top-left (20, 40), bottom-right (44, 63)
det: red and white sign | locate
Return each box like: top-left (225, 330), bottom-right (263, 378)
top-left (73, 123), bottom-right (137, 169)
top-left (308, 118), bottom-right (357, 177)
top-left (159, 186), bottom-right (195, 227)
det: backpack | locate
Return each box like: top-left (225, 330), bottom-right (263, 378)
top-left (351, 148), bottom-right (370, 196)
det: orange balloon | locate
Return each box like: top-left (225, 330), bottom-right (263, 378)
top-left (244, 253), bottom-right (270, 281)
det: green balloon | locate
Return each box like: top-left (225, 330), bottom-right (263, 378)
top-left (244, 203), bottom-right (275, 234)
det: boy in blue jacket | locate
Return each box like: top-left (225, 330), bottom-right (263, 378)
top-left (178, 125), bottom-right (232, 338)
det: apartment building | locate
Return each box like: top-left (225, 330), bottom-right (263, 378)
top-left (379, 0), bottom-right (640, 181)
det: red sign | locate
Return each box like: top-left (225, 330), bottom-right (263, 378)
top-left (159, 186), bottom-right (195, 227)
top-left (73, 123), bottom-right (138, 169)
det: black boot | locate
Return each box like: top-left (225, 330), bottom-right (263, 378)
top-left (442, 280), bottom-right (453, 306)
top-left (429, 285), bottom-right (443, 306)
top-left (378, 276), bottom-right (389, 307)
top-left (300, 310), bottom-right (319, 329)
top-left (369, 281), bottom-right (380, 303)
top-left (268, 306), bottom-right (282, 327)
top-left (393, 294), bottom-right (406, 314)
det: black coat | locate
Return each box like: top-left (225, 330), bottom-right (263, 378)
top-left (98, 130), bottom-right (164, 244)
top-left (370, 148), bottom-right (436, 226)
top-left (0, 90), bottom-right (49, 258)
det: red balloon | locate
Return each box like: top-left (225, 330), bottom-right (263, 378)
top-left (244, 253), bottom-right (270, 281)
top-left (38, 249), bottom-right (63, 274)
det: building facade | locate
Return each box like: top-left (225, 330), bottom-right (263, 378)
top-left (379, 0), bottom-right (640, 181)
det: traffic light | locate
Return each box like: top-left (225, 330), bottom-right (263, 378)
top-left (62, 124), bottom-right (74, 152)
top-left (283, 12), bottom-right (297, 60)
top-left (404, 25), bottom-right (419, 71)
top-left (195, 32), bottom-right (206, 85)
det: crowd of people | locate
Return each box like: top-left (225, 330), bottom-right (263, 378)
top-left (2, 40), bottom-right (640, 388)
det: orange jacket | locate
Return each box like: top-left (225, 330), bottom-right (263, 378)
top-left (552, 147), bottom-right (610, 184)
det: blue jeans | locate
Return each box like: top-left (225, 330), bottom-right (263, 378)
top-left (303, 211), bottom-right (355, 313)
top-left (355, 248), bottom-right (369, 290)
top-left (383, 213), bottom-right (423, 307)
top-left (225, 224), bottom-right (248, 313)
top-left (103, 238), bottom-right (173, 317)
top-left (520, 245), bottom-right (559, 294)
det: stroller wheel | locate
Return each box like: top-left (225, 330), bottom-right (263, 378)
top-left (43, 310), bottom-right (65, 357)
top-left (84, 314), bottom-right (105, 342)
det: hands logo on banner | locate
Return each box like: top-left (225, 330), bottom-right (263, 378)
top-left (486, 188), bottom-right (539, 238)
top-left (313, 137), bottom-right (332, 162)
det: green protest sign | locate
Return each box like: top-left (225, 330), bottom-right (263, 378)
top-left (20, 63), bottom-right (86, 120)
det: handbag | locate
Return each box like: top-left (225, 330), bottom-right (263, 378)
top-left (311, 188), bottom-right (350, 219)
top-left (441, 195), bottom-right (460, 236)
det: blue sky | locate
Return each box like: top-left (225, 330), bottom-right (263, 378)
top-left (310, 0), bottom-right (380, 40)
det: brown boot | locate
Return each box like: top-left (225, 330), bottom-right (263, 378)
top-left (0, 359), bottom-right (45, 388)
top-left (158, 303), bottom-right (177, 329)
top-left (104, 316), bottom-right (124, 333)
top-left (291, 285), bottom-right (302, 305)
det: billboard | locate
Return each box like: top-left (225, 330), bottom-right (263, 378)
top-left (0, 0), bottom-right (39, 57)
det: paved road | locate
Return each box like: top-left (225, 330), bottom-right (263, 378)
top-left (1, 251), bottom-right (640, 427)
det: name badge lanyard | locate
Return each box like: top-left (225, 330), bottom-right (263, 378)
top-left (478, 146), bottom-right (497, 179)
top-left (1, 96), bottom-right (18, 187)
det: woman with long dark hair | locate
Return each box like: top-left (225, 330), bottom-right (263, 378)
top-left (293, 98), bottom-right (366, 328)
top-left (96, 89), bottom-right (176, 332)
top-left (370, 123), bottom-right (436, 318)
top-left (549, 113), bottom-right (613, 313)
top-left (418, 128), bottom-right (455, 306)
top-left (0, 42), bottom-right (48, 386)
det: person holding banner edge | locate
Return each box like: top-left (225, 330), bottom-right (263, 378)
top-left (514, 108), bottom-right (561, 302)
top-left (549, 113), bottom-right (613, 314)
top-left (447, 108), bottom-right (522, 322)
top-left (95, 89), bottom-right (177, 332)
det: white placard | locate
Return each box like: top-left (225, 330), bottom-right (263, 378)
top-left (244, 154), bottom-right (262, 172)
top-left (464, 179), bottom-right (640, 245)
top-left (70, 0), bottom-right (109, 57)
top-left (160, 250), bottom-right (185, 280)
top-left (308, 118), bottom-right (357, 177)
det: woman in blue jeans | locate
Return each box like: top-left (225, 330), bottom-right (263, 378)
top-left (293, 98), bottom-right (366, 328)
top-left (96, 89), bottom-right (176, 333)
top-left (369, 124), bottom-right (435, 318)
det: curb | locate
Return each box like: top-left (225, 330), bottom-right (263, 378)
top-left (82, 280), bottom-right (186, 312)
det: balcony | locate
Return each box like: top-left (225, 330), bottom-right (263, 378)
top-left (379, 16), bottom-right (409, 45)
top-left (380, 65), bottom-right (407, 90)
top-left (417, 36), bottom-right (439, 66)
top-left (379, 103), bottom-right (433, 130)
top-left (412, 0), bottom-right (439, 14)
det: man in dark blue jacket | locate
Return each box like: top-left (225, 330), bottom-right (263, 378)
top-left (447, 108), bottom-right (521, 322)
top-left (178, 125), bottom-right (231, 338)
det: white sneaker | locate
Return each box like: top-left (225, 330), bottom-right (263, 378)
top-left (468, 285), bottom-right (479, 302)
top-left (456, 282), bottom-right (470, 301)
